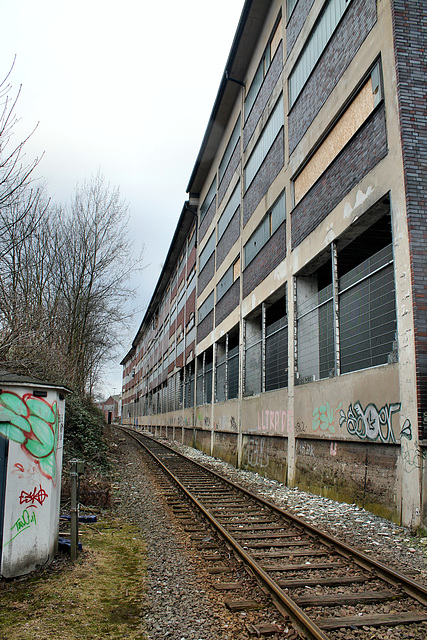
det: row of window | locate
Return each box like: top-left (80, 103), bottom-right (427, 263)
top-left (137, 212), bottom-right (397, 415)
top-left (197, 191), bottom-right (285, 324)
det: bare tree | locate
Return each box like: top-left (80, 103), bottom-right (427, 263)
top-left (0, 62), bottom-right (45, 254)
top-left (56, 171), bottom-right (143, 394)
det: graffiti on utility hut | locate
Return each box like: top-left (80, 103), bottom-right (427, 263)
top-left (5, 509), bottom-right (37, 546)
top-left (19, 484), bottom-right (49, 508)
top-left (0, 391), bottom-right (60, 481)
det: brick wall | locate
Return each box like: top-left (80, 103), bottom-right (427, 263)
top-left (243, 221), bottom-right (286, 298)
top-left (392, 0), bottom-right (427, 438)
top-left (286, 0), bottom-right (315, 57)
top-left (288, 0), bottom-right (377, 154)
top-left (291, 104), bottom-right (388, 249)
top-left (244, 41), bottom-right (283, 149)
top-left (215, 279), bottom-right (240, 327)
top-left (243, 130), bottom-right (284, 227)
top-left (200, 197), bottom-right (216, 241)
top-left (218, 143), bottom-right (241, 205)
top-left (216, 208), bottom-right (240, 269)
top-left (198, 254), bottom-right (215, 295)
top-left (197, 310), bottom-right (214, 343)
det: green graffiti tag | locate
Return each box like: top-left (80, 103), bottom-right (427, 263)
top-left (0, 391), bottom-right (59, 480)
top-left (5, 509), bottom-right (37, 546)
top-left (312, 401), bottom-right (342, 434)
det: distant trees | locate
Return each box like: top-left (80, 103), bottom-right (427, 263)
top-left (0, 70), bottom-right (141, 396)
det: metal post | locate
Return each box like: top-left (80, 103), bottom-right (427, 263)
top-left (70, 460), bottom-right (78, 563)
top-left (69, 459), bottom-right (85, 562)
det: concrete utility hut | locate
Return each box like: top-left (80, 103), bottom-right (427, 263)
top-left (122, 0), bottom-right (427, 528)
top-left (0, 370), bottom-right (69, 578)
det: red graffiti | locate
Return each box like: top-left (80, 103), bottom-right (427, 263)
top-left (15, 463), bottom-right (25, 472)
top-left (19, 485), bottom-right (49, 508)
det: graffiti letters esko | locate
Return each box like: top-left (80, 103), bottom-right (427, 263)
top-left (339, 401), bottom-right (411, 444)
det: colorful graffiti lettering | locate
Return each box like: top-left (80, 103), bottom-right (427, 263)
top-left (256, 409), bottom-right (294, 434)
top-left (0, 391), bottom-right (59, 480)
top-left (5, 509), bottom-right (37, 546)
top-left (312, 401), bottom-right (342, 434)
top-left (19, 484), bottom-right (49, 508)
top-left (339, 401), bottom-right (405, 444)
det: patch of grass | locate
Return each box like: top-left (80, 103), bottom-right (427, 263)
top-left (0, 517), bottom-right (147, 639)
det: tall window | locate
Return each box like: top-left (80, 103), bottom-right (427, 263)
top-left (296, 212), bottom-right (397, 382)
top-left (215, 329), bottom-right (239, 402)
top-left (200, 179), bottom-right (216, 222)
top-left (244, 98), bottom-right (284, 190)
top-left (196, 348), bottom-right (213, 406)
top-left (289, 0), bottom-right (353, 107)
top-left (244, 192), bottom-right (286, 267)
top-left (245, 17), bottom-right (282, 121)
top-left (199, 232), bottom-right (215, 272)
top-left (244, 291), bottom-right (288, 395)
top-left (219, 119), bottom-right (240, 183)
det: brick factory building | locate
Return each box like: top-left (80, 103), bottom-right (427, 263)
top-left (122, 0), bottom-right (427, 528)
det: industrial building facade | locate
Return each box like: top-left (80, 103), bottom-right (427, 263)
top-left (122, 0), bottom-right (427, 527)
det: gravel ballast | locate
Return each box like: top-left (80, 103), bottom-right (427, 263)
top-left (110, 428), bottom-right (427, 639)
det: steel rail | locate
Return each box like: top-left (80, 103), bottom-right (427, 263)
top-left (125, 429), bottom-right (427, 607)
top-left (124, 428), bottom-right (330, 640)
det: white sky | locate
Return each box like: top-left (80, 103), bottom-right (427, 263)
top-left (1, 0), bottom-right (245, 398)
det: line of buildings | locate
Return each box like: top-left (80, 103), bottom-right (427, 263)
top-left (122, 0), bottom-right (427, 527)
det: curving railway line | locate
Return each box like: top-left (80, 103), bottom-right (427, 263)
top-left (120, 427), bottom-right (427, 640)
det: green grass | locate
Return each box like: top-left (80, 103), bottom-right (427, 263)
top-left (0, 517), bottom-right (148, 640)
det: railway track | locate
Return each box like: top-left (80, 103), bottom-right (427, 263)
top-left (120, 428), bottom-right (427, 640)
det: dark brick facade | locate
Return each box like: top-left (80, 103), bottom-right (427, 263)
top-left (286, 0), bottom-right (315, 57)
top-left (288, 0), bottom-right (377, 155)
top-left (243, 221), bottom-right (286, 299)
top-left (185, 339), bottom-right (195, 361)
top-left (198, 253), bottom-right (215, 295)
top-left (244, 41), bottom-right (283, 150)
top-left (199, 197), bottom-right (216, 241)
top-left (185, 288), bottom-right (196, 323)
top-left (291, 104), bottom-right (388, 249)
top-left (197, 309), bottom-right (214, 343)
top-left (215, 279), bottom-right (240, 327)
top-left (218, 142), bottom-right (241, 206)
top-left (243, 130), bottom-right (284, 227)
top-left (392, 0), bottom-right (427, 439)
top-left (216, 209), bottom-right (240, 269)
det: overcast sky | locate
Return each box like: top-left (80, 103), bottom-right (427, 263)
top-left (1, 0), bottom-right (245, 397)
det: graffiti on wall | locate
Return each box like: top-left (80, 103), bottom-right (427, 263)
top-left (339, 401), bottom-right (412, 444)
top-left (19, 485), bottom-right (49, 508)
top-left (312, 401), bottom-right (343, 434)
top-left (254, 409), bottom-right (294, 434)
top-left (401, 443), bottom-right (427, 473)
top-left (4, 509), bottom-right (37, 546)
top-left (243, 438), bottom-right (269, 469)
top-left (214, 415), bottom-right (237, 431)
top-left (0, 391), bottom-right (60, 481)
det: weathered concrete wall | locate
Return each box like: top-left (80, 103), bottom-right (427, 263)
top-left (241, 434), bottom-right (288, 483)
top-left (193, 428), bottom-right (211, 455)
top-left (294, 438), bottom-right (399, 522)
top-left (212, 431), bottom-right (238, 468)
